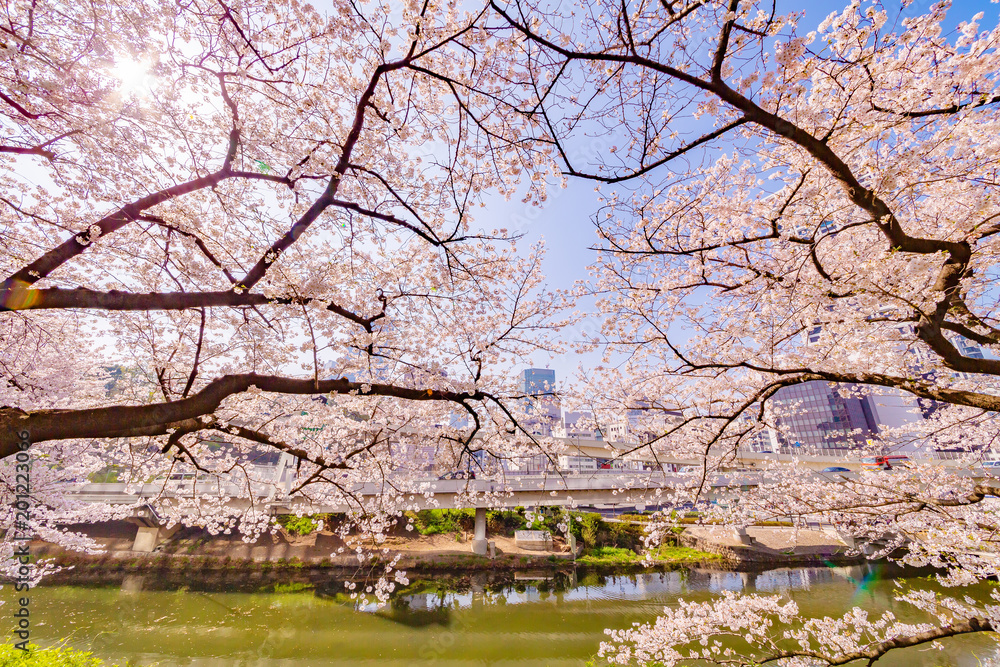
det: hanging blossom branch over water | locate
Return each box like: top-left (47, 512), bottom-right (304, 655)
top-left (600, 590), bottom-right (999, 666)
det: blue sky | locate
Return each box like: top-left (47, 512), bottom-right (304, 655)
top-left (482, 0), bottom-right (1000, 387)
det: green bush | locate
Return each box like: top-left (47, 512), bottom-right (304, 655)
top-left (486, 509), bottom-right (527, 535)
top-left (405, 509), bottom-right (475, 535)
top-left (570, 513), bottom-right (645, 550)
top-left (609, 521), bottom-right (644, 549)
top-left (277, 513), bottom-right (331, 536)
top-left (0, 643), bottom-right (113, 666)
top-left (578, 513), bottom-right (603, 547)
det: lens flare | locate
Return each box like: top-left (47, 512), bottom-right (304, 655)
top-left (112, 58), bottom-right (152, 95)
top-left (0, 280), bottom-right (40, 310)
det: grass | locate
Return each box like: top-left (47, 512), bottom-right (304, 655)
top-left (646, 545), bottom-right (722, 563)
top-left (576, 546), bottom-right (640, 565)
top-left (0, 643), bottom-right (115, 666)
top-left (577, 545), bottom-right (722, 565)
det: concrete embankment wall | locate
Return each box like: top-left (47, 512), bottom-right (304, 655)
top-left (678, 528), bottom-right (865, 566)
top-left (23, 520), bottom-right (578, 573)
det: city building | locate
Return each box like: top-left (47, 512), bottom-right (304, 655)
top-left (553, 411), bottom-right (601, 439)
top-left (956, 335), bottom-right (986, 360)
top-left (768, 381), bottom-right (877, 454)
top-left (556, 454), bottom-right (599, 472)
top-left (605, 405), bottom-right (682, 444)
top-left (555, 452), bottom-right (647, 473)
top-left (737, 407), bottom-right (779, 453)
top-left (518, 368), bottom-right (561, 435)
top-left (520, 368), bottom-right (558, 400)
top-left (764, 307), bottom-right (937, 455)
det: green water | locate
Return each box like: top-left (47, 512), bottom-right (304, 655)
top-left (5, 565), bottom-right (998, 666)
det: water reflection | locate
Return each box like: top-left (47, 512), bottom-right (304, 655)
top-left (11, 563), bottom-right (998, 667)
top-left (445, 565), bottom-right (875, 606)
top-left (54, 561), bottom-right (897, 609)
top-left (326, 562), bottom-right (890, 616)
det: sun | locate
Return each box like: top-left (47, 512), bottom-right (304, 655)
top-left (112, 58), bottom-right (152, 95)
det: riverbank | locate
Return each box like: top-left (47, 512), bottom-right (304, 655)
top-left (22, 517), bottom-right (864, 576)
top-left (27, 522), bottom-right (703, 575)
top-left (678, 525), bottom-right (865, 565)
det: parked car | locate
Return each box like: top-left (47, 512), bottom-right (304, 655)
top-left (438, 470), bottom-right (475, 480)
top-left (821, 466), bottom-right (851, 473)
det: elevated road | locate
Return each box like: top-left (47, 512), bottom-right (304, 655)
top-left (68, 464), bottom-right (986, 554)
top-left (71, 473), bottom-right (686, 514)
top-left (555, 436), bottom-right (965, 471)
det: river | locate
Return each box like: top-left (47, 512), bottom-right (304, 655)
top-left (5, 564), bottom-right (998, 666)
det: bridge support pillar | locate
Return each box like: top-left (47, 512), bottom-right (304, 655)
top-left (734, 526), bottom-right (755, 546)
top-left (472, 507), bottom-right (488, 556)
top-left (130, 524), bottom-right (180, 552)
top-left (132, 526), bottom-right (161, 552)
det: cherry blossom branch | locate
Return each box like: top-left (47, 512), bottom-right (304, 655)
top-left (140, 216), bottom-right (238, 284)
top-left (0, 287), bottom-right (384, 330)
top-left (1, 168), bottom-right (291, 292)
top-left (759, 617), bottom-right (993, 667)
top-left (872, 94), bottom-right (1000, 118)
top-left (0, 373), bottom-right (494, 458)
top-left (181, 308), bottom-right (207, 399)
top-left (0, 144), bottom-right (54, 159)
top-left (235, 4), bottom-right (433, 291)
top-left (496, 0), bottom-right (1000, 412)
top-left (600, 592), bottom-right (997, 667)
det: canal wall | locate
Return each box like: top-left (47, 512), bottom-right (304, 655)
top-left (678, 526), bottom-right (866, 565)
top-left (18, 520), bottom-right (870, 576)
top-left (24, 520), bottom-right (580, 574)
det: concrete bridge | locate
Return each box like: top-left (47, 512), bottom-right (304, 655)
top-left (68, 452), bottom-right (979, 554)
top-left (71, 470), bottom-right (717, 554)
top-left (73, 473), bottom-right (690, 511)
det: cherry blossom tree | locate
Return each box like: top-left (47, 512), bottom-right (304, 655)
top-left (0, 0), bottom-right (569, 569)
top-left (5, 0), bottom-right (1000, 658)
top-left (489, 0), bottom-right (1000, 662)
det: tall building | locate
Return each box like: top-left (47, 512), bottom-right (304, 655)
top-left (751, 301), bottom-right (995, 457)
top-left (771, 309), bottom-right (930, 454)
top-left (955, 335), bottom-right (986, 360)
top-left (768, 381), bottom-right (879, 454)
top-left (604, 405), bottom-right (682, 444)
top-left (520, 368), bottom-right (556, 397)
top-left (765, 381), bottom-right (927, 455)
top-left (554, 411), bottom-right (600, 439)
top-left (737, 407), bottom-right (779, 453)
top-left (905, 331), bottom-right (993, 419)
top-left (518, 368), bottom-right (560, 435)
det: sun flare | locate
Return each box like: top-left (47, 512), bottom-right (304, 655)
top-left (112, 58), bottom-right (152, 95)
